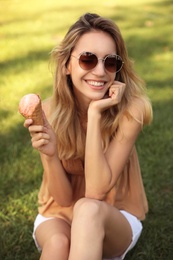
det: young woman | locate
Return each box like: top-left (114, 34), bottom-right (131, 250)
top-left (24, 13), bottom-right (152, 260)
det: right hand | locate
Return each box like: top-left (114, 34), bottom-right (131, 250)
top-left (24, 111), bottom-right (57, 157)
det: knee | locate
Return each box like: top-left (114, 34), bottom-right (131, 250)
top-left (44, 233), bottom-right (70, 253)
top-left (73, 198), bottom-right (104, 222)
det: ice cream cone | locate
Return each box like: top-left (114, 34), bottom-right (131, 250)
top-left (18, 93), bottom-right (43, 125)
top-left (28, 99), bottom-right (43, 125)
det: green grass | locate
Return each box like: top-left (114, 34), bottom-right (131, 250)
top-left (0, 0), bottom-right (173, 259)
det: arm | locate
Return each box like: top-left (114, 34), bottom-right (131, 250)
top-left (85, 84), bottom-right (143, 200)
top-left (24, 98), bottom-right (73, 206)
top-left (40, 153), bottom-right (73, 207)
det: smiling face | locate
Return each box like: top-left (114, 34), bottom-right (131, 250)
top-left (67, 30), bottom-right (117, 110)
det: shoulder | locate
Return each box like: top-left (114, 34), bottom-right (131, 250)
top-left (125, 97), bottom-right (146, 125)
top-left (42, 97), bottom-right (52, 119)
top-left (118, 98), bottom-right (145, 140)
top-left (126, 96), bottom-right (153, 126)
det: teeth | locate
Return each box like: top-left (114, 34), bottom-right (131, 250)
top-left (87, 81), bottom-right (104, 86)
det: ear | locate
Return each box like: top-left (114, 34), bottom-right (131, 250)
top-left (65, 67), bottom-right (70, 75)
top-left (65, 61), bottom-right (72, 75)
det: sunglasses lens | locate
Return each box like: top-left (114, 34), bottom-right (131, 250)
top-left (105, 55), bottom-right (123, 73)
top-left (78, 52), bottom-right (123, 73)
top-left (79, 52), bottom-right (97, 70)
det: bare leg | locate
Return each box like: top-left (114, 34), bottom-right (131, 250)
top-left (35, 218), bottom-right (71, 260)
top-left (69, 198), bottom-right (132, 260)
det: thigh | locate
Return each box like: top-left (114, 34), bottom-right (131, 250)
top-left (102, 204), bottom-right (133, 258)
top-left (35, 217), bottom-right (71, 250)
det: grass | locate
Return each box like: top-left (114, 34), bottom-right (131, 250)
top-left (0, 0), bottom-right (173, 259)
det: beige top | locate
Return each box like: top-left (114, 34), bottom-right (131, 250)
top-left (38, 146), bottom-right (148, 223)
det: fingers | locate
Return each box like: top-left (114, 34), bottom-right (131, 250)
top-left (109, 82), bottom-right (126, 102)
top-left (31, 130), bottom-right (50, 151)
top-left (29, 126), bottom-right (49, 148)
top-left (31, 131), bottom-right (50, 142)
top-left (32, 136), bottom-right (50, 150)
top-left (23, 118), bottom-right (33, 128)
top-left (28, 124), bottom-right (45, 135)
top-left (22, 112), bottom-right (56, 155)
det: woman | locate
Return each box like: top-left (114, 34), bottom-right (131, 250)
top-left (24, 13), bottom-right (152, 260)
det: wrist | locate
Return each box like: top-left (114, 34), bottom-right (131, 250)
top-left (88, 105), bottom-right (102, 120)
top-left (88, 111), bottom-right (101, 125)
top-left (40, 152), bottom-right (58, 162)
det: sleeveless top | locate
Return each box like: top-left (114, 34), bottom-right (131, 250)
top-left (37, 146), bottom-right (148, 224)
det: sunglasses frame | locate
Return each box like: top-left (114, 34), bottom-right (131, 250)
top-left (71, 52), bottom-right (124, 73)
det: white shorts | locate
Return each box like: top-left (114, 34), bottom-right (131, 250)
top-left (33, 210), bottom-right (142, 259)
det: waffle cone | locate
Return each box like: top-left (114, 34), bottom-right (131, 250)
top-left (28, 100), bottom-right (43, 125)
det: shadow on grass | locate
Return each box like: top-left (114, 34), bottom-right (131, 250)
top-left (0, 120), bottom-right (44, 194)
top-left (0, 125), bottom-right (42, 259)
top-left (0, 108), bottom-right (12, 119)
top-left (0, 48), bottom-right (51, 75)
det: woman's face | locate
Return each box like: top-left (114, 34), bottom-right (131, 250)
top-left (67, 30), bottom-right (117, 110)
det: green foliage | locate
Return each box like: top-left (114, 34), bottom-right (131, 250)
top-left (0, 0), bottom-right (173, 259)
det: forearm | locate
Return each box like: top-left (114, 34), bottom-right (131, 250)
top-left (85, 112), bottom-right (112, 199)
top-left (40, 153), bottom-right (73, 206)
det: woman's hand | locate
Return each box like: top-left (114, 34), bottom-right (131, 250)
top-left (88, 81), bottom-right (126, 115)
top-left (24, 111), bottom-right (57, 157)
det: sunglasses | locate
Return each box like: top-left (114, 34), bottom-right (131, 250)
top-left (71, 52), bottom-right (124, 73)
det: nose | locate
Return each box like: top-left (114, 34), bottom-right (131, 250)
top-left (92, 59), bottom-right (105, 76)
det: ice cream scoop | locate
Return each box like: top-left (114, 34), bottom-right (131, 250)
top-left (18, 93), bottom-right (43, 125)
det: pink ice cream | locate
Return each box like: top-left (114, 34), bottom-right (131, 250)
top-left (18, 93), bottom-right (43, 125)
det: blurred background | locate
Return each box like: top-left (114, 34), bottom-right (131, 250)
top-left (0, 0), bottom-right (173, 259)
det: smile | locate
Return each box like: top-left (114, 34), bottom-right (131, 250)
top-left (86, 81), bottom-right (105, 87)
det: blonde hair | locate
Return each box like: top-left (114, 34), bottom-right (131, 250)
top-left (49, 13), bottom-right (153, 159)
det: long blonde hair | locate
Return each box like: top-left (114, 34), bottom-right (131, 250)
top-left (50, 13), bottom-right (152, 160)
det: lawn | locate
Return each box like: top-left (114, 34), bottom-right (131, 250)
top-left (0, 0), bottom-right (173, 259)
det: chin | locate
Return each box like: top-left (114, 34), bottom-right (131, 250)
top-left (92, 95), bottom-right (105, 100)
top-left (89, 92), bottom-right (106, 101)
